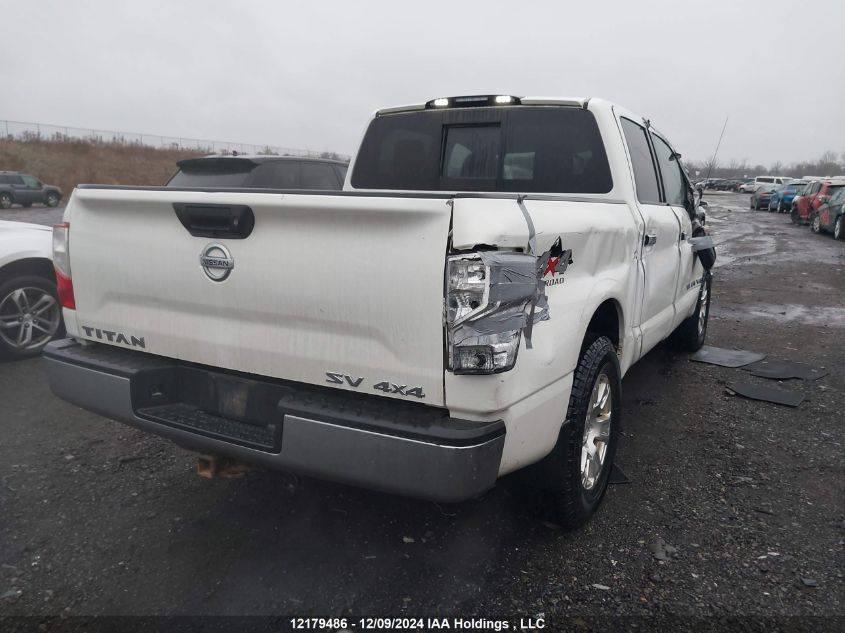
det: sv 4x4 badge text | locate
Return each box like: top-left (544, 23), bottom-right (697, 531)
top-left (326, 372), bottom-right (425, 398)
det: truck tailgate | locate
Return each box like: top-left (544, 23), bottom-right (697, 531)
top-left (66, 188), bottom-right (451, 404)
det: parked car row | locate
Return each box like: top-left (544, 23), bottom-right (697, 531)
top-left (750, 179), bottom-right (809, 212)
top-left (696, 176), bottom-right (791, 193)
top-left (792, 179), bottom-right (845, 239)
top-left (750, 176), bottom-right (845, 239)
top-left (810, 187), bottom-right (845, 239)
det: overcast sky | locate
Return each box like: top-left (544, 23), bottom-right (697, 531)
top-left (1, 0), bottom-right (843, 167)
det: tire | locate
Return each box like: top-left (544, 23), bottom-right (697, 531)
top-left (790, 208), bottom-right (800, 224)
top-left (0, 275), bottom-right (64, 361)
top-left (835, 215), bottom-right (844, 240)
top-left (528, 335), bottom-right (622, 529)
top-left (750, 198), bottom-right (755, 210)
top-left (777, 200), bottom-right (784, 213)
top-left (0, 193), bottom-right (11, 209)
top-left (668, 273), bottom-right (712, 353)
top-left (811, 214), bottom-right (821, 234)
top-left (45, 192), bottom-right (60, 207)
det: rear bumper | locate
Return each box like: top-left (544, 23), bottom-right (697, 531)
top-left (44, 339), bottom-right (505, 502)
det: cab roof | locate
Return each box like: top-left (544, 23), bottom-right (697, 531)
top-left (376, 95), bottom-right (592, 116)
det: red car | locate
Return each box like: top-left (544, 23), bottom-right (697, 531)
top-left (791, 179), bottom-right (845, 224)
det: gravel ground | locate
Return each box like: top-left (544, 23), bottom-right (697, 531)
top-left (0, 193), bottom-right (842, 629)
top-left (0, 205), bottom-right (64, 227)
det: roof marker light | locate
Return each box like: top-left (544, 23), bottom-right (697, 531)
top-left (494, 95), bottom-right (515, 104)
top-left (432, 98), bottom-right (449, 107)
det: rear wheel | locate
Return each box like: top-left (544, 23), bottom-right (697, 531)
top-left (530, 335), bottom-right (621, 529)
top-left (790, 207), bottom-right (800, 224)
top-left (835, 215), bottom-right (844, 240)
top-left (0, 275), bottom-right (64, 360)
top-left (0, 193), bottom-right (11, 209)
top-left (811, 213), bottom-right (821, 233)
top-left (750, 197), bottom-right (756, 210)
top-left (777, 200), bottom-right (784, 213)
top-left (45, 192), bottom-right (60, 207)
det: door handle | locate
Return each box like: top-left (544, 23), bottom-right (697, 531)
top-left (644, 232), bottom-right (657, 247)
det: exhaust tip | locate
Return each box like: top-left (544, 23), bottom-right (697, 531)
top-left (196, 454), bottom-right (218, 479)
top-left (196, 454), bottom-right (258, 479)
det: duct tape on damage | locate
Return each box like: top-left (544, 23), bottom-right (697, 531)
top-left (478, 251), bottom-right (537, 304)
top-left (453, 246), bottom-right (551, 348)
top-left (688, 235), bottom-right (717, 270)
top-left (688, 235), bottom-right (714, 251)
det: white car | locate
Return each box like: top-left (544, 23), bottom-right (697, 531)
top-left (0, 220), bottom-right (63, 359)
top-left (45, 95), bottom-right (714, 528)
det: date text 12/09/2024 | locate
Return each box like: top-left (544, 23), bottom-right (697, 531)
top-left (289, 617), bottom-right (546, 630)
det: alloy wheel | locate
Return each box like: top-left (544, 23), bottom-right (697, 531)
top-left (698, 281), bottom-right (709, 337)
top-left (0, 286), bottom-right (61, 351)
top-left (580, 373), bottom-right (612, 491)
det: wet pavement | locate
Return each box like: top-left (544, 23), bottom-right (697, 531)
top-left (0, 193), bottom-right (843, 626)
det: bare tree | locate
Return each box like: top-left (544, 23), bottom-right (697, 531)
top-left (703, 156), bottom-right (719, 178)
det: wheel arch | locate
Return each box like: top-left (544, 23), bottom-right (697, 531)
top-left (584, 298), bottom-right (623, 353)
top-left (0, 257), bottom-right (56, 287)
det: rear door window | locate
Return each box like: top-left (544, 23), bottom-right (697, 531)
top-left (250, 161), bottom-right (300, 188)
top-left (334, 164), bottom-right (348, 185)
top-left (167, 160), bottom-right (254, 187)
top-left (301, 163), bottom-right (341, 189)
top-left (620, 118), bottom-right (661, 204)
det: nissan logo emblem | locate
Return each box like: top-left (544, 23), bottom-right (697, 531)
top-left (200, 243), bottom-right (234, 282)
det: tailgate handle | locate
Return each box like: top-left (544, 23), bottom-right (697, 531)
top-left (173, 203), bottom-right (255, 239)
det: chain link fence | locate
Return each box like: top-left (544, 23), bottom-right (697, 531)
top-left (1, 119), bottom-right (350, 161)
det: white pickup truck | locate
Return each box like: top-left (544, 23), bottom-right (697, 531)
top-left (45, 95), bottom-right (713, 527)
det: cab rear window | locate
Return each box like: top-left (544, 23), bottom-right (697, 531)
top-left (351, 107), bottom-right (613, 193)
top-left (167, 159), bottom-right (254, 187)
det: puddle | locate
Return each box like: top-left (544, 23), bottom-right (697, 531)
top-left (716, 303), bottom-right (845, 328)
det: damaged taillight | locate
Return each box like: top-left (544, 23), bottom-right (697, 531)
top-left (446, 252), bottom-right (537, 374)
top-left (53, 222), bottom-right (75, 309)
top-left (447, 258), bottom-right (489, 324)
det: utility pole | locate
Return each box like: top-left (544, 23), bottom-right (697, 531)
top-left (705, 116), bottom-right (729, 181)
